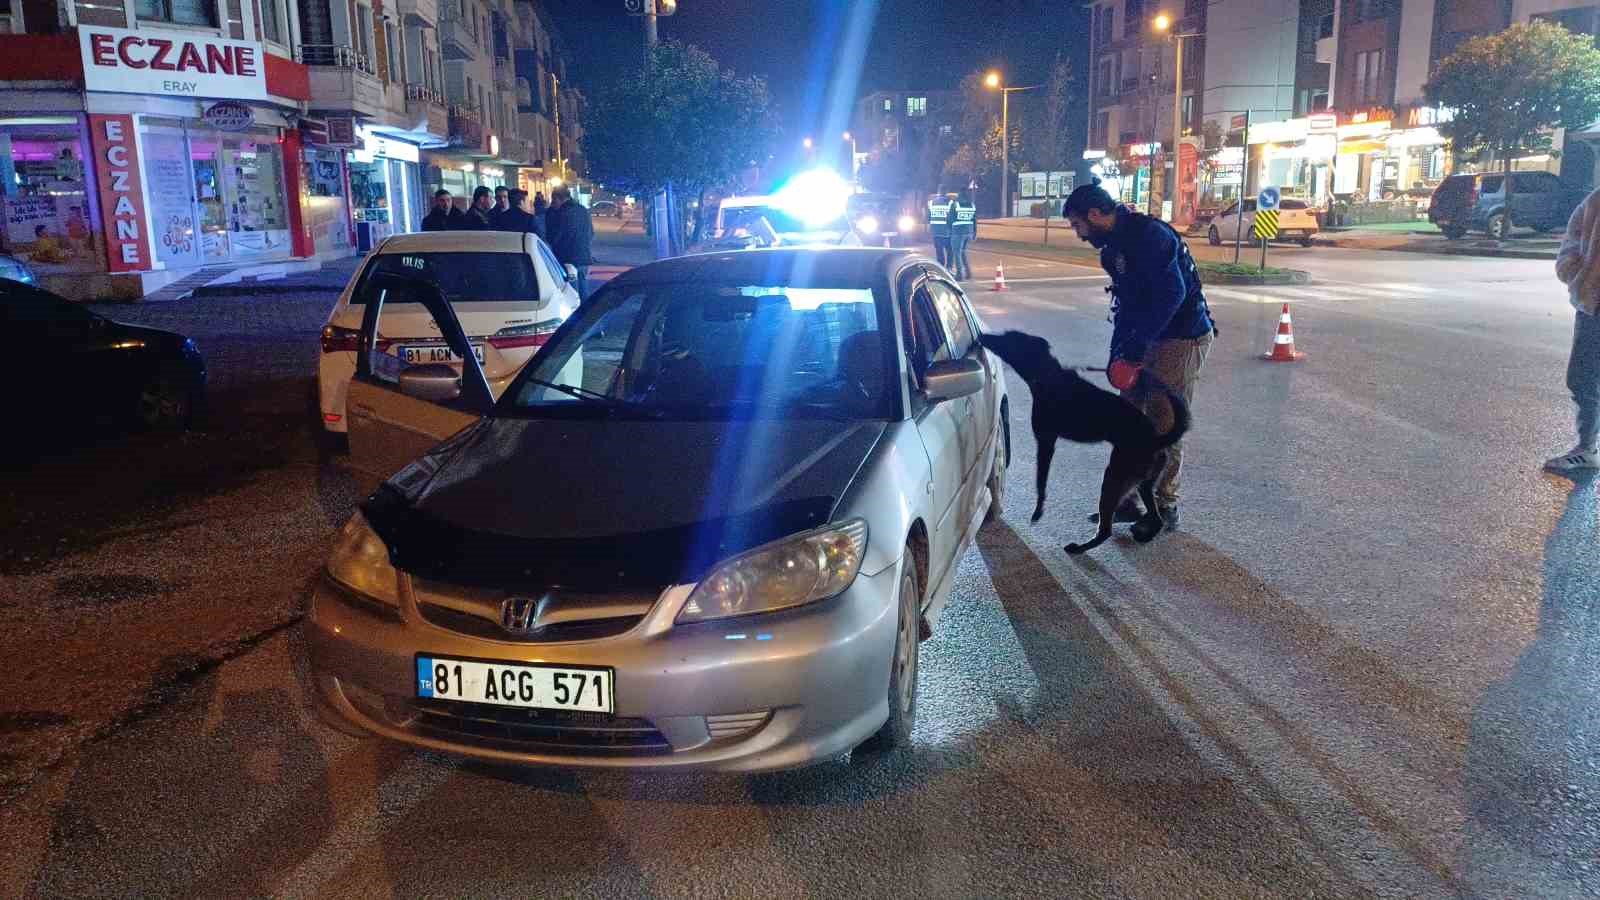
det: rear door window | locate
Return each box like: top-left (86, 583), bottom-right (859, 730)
top-left (1480, 176), bottom-right (1504, 194)
top-left (353, 252), bottom-right (539, 304)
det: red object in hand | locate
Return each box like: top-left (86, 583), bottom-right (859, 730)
top-left (1108, 360), bottom-right (1143, 391)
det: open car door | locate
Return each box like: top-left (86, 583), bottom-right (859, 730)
top-left (344, 272), bottom-right (495, 488)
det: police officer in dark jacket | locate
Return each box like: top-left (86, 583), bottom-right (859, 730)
top-left (546, 185), bottom-right (594, 297)
top-left (497, 189), bottom-right (544, 240)
top-left (1063, 182), bottom-right (1216, 529)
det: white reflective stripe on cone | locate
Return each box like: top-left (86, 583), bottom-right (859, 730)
top-left (1280, 314), bottom-right (1293, 324)
top-left (1275, 334), bottom-right (1294, 344)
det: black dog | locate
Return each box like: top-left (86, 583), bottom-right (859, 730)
top-left (979, 330), bottom-right (1190, 554)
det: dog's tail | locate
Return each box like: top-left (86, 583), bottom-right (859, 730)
top-left (1139, 371), bottom-right (1191, 450)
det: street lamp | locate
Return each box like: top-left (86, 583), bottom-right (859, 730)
top-left (1152, 12), bottom-right (1202, 224)
top-left (984, 70), bottom-right (1040, 219)
top-left (842, 131), bottom-right (858, 180)
top-left (803, 137), bottom-right (814, 150)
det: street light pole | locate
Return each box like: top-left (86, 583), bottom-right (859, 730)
top-left (985, 72), bottom-right (1040, 219)
top-left (1153, 13), bottom-right (1202, 225)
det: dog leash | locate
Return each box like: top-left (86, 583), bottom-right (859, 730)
top-left (1067, 365), bottom-right (1109, 373)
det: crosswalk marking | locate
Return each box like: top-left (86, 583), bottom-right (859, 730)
top-left (1205, 282), bottom-right (1435, 305)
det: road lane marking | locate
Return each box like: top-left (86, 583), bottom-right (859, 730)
top-left (1003, 275), bottom-right (1109, 283)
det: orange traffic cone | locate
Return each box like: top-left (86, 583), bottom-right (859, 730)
top-left (991, 262), bottom-right (1009, 292)
top-left (1263, 302), bottom-right (1305, 362)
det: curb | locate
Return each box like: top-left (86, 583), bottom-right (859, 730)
top-left (1311, 237), bottom-right (1556, 260)
top-left (189, 282), bottom-right (346, 298)
top-left (1202, 269), bottom-right (1311, 286)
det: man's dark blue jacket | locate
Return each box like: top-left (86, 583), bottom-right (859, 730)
top-left (1097, 208), bottom-right (1215, 365)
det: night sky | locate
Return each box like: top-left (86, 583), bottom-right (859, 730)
top-left (542, 0), bottom-right (1088, 136)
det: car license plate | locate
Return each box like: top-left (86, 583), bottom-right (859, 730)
top-left (416, 655), bottom-right (614, 713)
top-left (402, 344), bottom-right (485, 365)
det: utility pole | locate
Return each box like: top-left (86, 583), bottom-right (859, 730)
top-left (644, 0), bottom-right (670, 258)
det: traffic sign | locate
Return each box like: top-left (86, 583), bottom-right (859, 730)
top-left (1254, 208), bottom-right (1280, 240)
top-left (1258, 186), bottom-right (1280, 211)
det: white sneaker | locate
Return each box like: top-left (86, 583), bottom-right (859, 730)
top-left (1544, 447), bottom-right (1600, 473)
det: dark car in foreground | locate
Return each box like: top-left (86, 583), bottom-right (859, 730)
top-left (1429, 171), bottom-right (1584, 240)
top-left (3, 280), bottom-right (205, 434)
top-left (308, 248), bottom-right (1010, 772)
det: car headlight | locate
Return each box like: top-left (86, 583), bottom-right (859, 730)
top-left (897, 214), bottom-right (916, 233)
top-left (326, 512), bottom-right (400, 607)
top-left (677, 520), bottom-right (868, 624)
top-left (856, 215), bottom-right (880, 235)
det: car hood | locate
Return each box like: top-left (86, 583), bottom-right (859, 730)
top-left (364, 417), bottom-right (886, 590)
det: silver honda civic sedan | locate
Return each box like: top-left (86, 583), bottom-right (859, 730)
top-left (307, 248), bottom-right (1009, 772)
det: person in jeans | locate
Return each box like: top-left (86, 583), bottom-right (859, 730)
top-left (1549, 187), bottom-right (1600, 473)
top-left (546, 185), bottom-right (594, 298)
top-left (1064, 182), bottom-right (1217, 529)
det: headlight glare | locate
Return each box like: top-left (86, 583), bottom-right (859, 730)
top-left (326, 512), bottom-right (400, 607)
top-left (897, 214), bottom-right (916, 233)
top-left (678, 520), bottom-right (868, 623)
top-left (856, 215), bottom-right (880, 234)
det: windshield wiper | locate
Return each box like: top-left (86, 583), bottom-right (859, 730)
top-left (518, 378), bottom-right (665, 417)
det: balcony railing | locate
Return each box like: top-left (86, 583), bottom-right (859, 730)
top-left (406, 82), bottom-right (445, 105)
top-left (448, 104), bottom-right (484, 146)
top-left (300, 43), bottom-right (375, 76)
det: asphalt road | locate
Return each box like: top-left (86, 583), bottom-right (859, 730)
top-left (2, 237), bottom-right (1595, 898)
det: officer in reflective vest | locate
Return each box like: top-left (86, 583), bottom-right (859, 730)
top-left (949, 189), bottom-right (977, 280)
top-left (926, 192), bottom-right (953, 268)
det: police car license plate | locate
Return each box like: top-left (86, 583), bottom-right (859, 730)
top-left (416, 655), bottom-right (614, 713)
top-left (402, 344), bottom-right (485, 365)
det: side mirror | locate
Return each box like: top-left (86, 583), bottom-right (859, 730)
top-left (563, 263), bottom-right (578, 285)
top-left (923, 357), bottom-right (985, 401)
top-left (398, 364), bottom-right (462, 402)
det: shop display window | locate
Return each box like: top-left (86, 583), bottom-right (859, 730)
top-left (0, 117), bottom-right (100, 275)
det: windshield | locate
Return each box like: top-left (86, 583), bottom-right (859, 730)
top-left (720, 206), bottom-right (847, 237)
top-left (353, 252), bottom-right (540, 304)
top-left (505, 281), bottom-right (892, 421)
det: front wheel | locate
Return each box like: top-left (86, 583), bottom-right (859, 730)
top-left (858, 560), bottom-right (920, 754)
top-left (135, 366), bottom-right (195, 431)
top-left (1207, 225), bottom-right (1221, 246)
top-left (984, 409), bottom-right (1009, 525)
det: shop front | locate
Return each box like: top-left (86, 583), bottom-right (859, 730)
top-left (0, 113), bottom-right (103, 290)
top-left (348, 126), bottom-right (423, 248)
top-left (1329, 106), bottom-right (1454, 224)
top-left (138, 115), bottom-right (293, 267)
top-left (422, 152), bottom-right (508, 211)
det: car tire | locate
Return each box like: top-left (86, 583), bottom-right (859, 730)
top-left (135, 365), bottom-right (195, 431)
top-left (1207, 226), bottom-right (1221, 246)
top-left (1441, 226), bottom-right (1468, 240)
top-left (1487, 212), bottom-right (1509, 240)
top-left (983, 408), bottom-right (1009, 525)
top-left (1300, 237), bottom-right (1314, 248)
top-left (858, 559), bottom-right (920, 755)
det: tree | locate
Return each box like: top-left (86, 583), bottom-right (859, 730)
top-left (1019, 53), bottom-right (1085, 172)
top-left (582, 41), bottom-right (781, 249)
top-left (1423, 21), bottom-right (1600, 172)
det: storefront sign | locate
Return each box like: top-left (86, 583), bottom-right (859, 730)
top-left (1230, 113), bottom-right (1248, 131)
top-left (1308, 113), bottom-right (1337, 132)
top-left (1343, 107), bottom-right (1394, 127)
top-left (326, 117), bottom-right (357, 147)
top-left (1402, 105), bottom-right (1455, 128)
top-left (87, 114), bottom-right (150, 272)
top-left (80, 26), bottom-right (268, 102)
top-left (1082, 149), bottom-right (1107, 160)
top-left (203, 101), bottom-right (254, 132)
top-left (353, 128), bottom-right (420, 164)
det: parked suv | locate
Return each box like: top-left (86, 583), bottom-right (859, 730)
top-left (1429, 171), bottom-right (1584, 240)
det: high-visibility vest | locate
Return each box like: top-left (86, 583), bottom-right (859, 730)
top-left (927, 198), bottom-right (952, 237)
top-left (951, 202), bottom-right (977, 235)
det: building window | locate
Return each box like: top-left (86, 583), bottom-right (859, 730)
top-left (135, 0), bottom-right (217, 26)
top-left (1318, 12), bottom-right (1334, 38)
top-left (386, 21), bottom-right (402, 82)
top-left (906, 96), bottom-right (927, 117)
top-left (1098, 56), bottom-right (1115, 99)
top-left (939, 123), bottom-right (952, 136)
top-left (1123, 0), bottom-right (1142, 37)
top-left (1352, 0), bottom-right (1386, 23)
top-left (1181, 94), bottom-right (1194, 129)
top-left (355, 4), bottom-right (374, 65)
top-left (260, 0), bottom-right (283, 43)
top-left (883, 97), bottom-right (893, 112)
top-left (1353, 49), bottom-right (1384, 102)
top-left (1532, 7), bottom-right (1600, 42)
top-left (1099, 3), bottom-right (1115, 45)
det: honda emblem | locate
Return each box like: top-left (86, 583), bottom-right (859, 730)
top-left (501, 596), bottom-right (538, 633)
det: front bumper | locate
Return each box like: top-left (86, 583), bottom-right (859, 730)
top-left (306, 560), bottom-right (904, 772)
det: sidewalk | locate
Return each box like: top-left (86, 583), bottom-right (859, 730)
top-left (1310, 227), bottom-right (1562, 259)
top-left (187, 254), bottom-right (366, 298)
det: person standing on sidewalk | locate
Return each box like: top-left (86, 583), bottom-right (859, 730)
top-left (1548, 187), bottom-right (1600, 473)
top-left (926, 190), bottom-right (953, 269)
top-left (547, 185), bottom-right (594, 298)
top-left (456, 186), bottom-right (495, 230)
top-left (497, 189), bottom-right (545, 240)
top-left (1064, 183), bottom-right (1216, 529)
top-left (422, 189), bottom-right (454, 231)
top-left (949, 189), bottom-right (977, 280)
top-left (490, 186), bottom-right (511, 229)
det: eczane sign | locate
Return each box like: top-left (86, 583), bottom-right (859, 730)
top-left (79, 26), bottom-right (269, 102)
